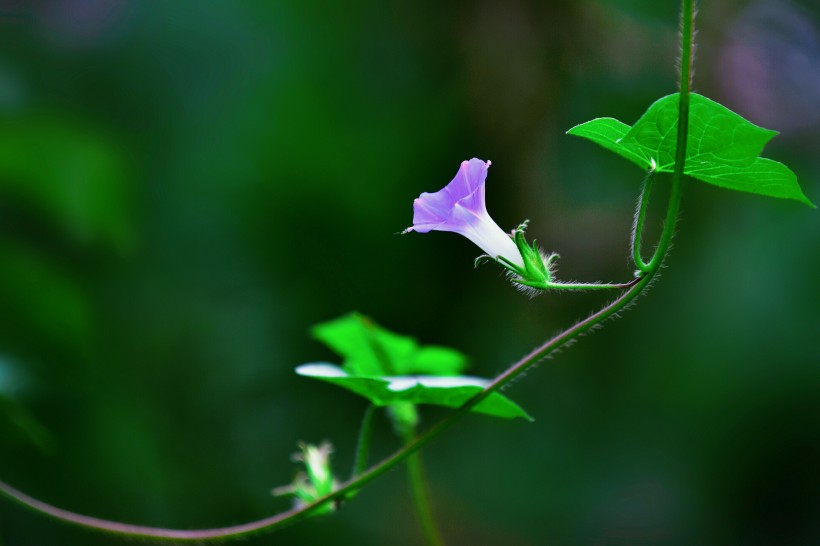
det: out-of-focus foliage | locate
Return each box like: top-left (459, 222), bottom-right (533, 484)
top-left (0, 1), bottom-right (818, 545)
top-left (297, 313), bottom-right (531, 420)
top-left (0, 115), bottom-right (133, 250)
top-left (312, 313), bottom-right (468, 377)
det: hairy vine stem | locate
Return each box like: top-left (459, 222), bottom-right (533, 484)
top-left (0, 0), bottom-right (695, 541)
top-left (631, 167), bottom-right (656, 272)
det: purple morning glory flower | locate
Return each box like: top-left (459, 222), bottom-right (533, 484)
top-left (406, 158), bottom-right (524, 268)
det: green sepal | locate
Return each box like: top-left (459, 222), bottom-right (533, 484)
top-left (474, 255), bottom-right (496, 268)
top-left (497, 221), bottom-right (555, 291)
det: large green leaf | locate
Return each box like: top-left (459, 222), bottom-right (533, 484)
top-left (296, 364), bottom-right (531, 420)
top-left (567, 93), bottom-right (814, 207)
top-left (312, 312), bottom-right (466, 376)
top-left (620, 93), bottom-right (777, 171)
top-left (303, 314), bottom-right (530, 420)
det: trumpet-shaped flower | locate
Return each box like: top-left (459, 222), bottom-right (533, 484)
top-left (405, 158), bottom-right (524, 268)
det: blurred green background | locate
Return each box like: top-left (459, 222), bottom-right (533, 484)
top-left (1, 0), bottom-right (818, 544)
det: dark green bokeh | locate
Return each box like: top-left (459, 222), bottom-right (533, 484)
top-left (1, 1), bottom-right (818, 545)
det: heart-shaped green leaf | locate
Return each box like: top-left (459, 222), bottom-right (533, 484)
top-left (567, 93), bottom-right (814, 207)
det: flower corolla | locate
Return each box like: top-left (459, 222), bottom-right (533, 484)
top-left (405, 158), bottom-right (524, 268)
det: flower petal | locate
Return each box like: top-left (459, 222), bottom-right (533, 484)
top-left (409, 158), bottom-right (490, 232)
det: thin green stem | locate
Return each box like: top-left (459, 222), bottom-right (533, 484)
top-left (547, 281), bottom-right (636, 291)
top-left (645, 0), bottom-right (693, 274)
top-left (403, 428), bottom-right (445, 546)
top-left (631, 168), bottom-right (656, 272)
top-left (0, 2), bottom-right (696, 541)
top-left (500, 251), bottom-right (635, 292)
top-left (352, 404), bottom-right (376, 478)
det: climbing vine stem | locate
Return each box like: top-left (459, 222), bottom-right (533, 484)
top-left (0, 0), bottom-right (695, 542)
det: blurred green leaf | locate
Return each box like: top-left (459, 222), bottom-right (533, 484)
top-left (0, 357), bottom-right (53, 451)
top-left (410, 346), bottom-right (468, 376)
top-left (0, 114), bottom-right (134, 250)
top-left (304, 314), bottom-right (529, 419)
top-left (0, 242), bottom-right (91, 351)
top-left (0, 396), bottom-right (53, 451)
top-left (312, 312), bottom-right (466, 376)
top-left (567, 93), bottom-right (814, 206)
top-left (296, 364), bottom-right (532, 420)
